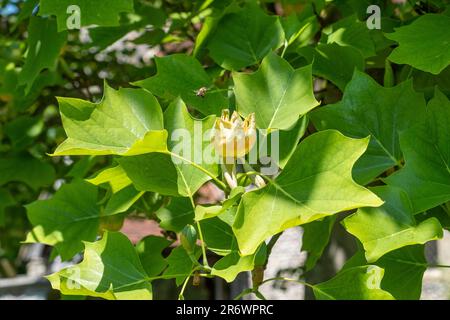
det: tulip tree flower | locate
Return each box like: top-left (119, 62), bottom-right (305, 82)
top-left (212, 109), bottom-right (256, 189)
top-left (212, 109), bottom-right (256, 160)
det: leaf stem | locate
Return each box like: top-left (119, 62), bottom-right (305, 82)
top-left (440, 203), bottom-right (450, 215)
top-left (233, 288), bottom-right (253, 300)
top-left (280, 40), bottom-right (289, 58)
top-left (185, 193), bottom-right (210, 269)
top-left (196, 221), bottom-right (210, 268)
top-left (178, 268), bottom-right (197, 300)
top-left (241, 159), bottom-right (276, 185)
top-left (143, 273), bottom-right (196, 282)
top-left (259, 276), bottom-right (315, 290)
top-left (263, 277), bottom-right (336, 299)
top-left (233, 276), bottom-right (324, 300)
top-left (243, 170), bottom-right (260, 177)
top-left (430, 264), bottom-right (450, 269)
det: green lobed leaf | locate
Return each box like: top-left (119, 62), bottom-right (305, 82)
top-left (99, 213), bottom-right (126, 233)
top-left (342, 186), bottom-right (443, 262)
top-left (216, 206), bottom-right (239, 228)
top-left (386, 14), bottom-right (450, 74)
top-left (136, 236), bottom-right (172, 277)
top-left (233, 52), bottom-right (319, 130)
top-left (211, 252), bottom-right (255, 283)
top-left (376, 246), bottom-right (429, 300)
top-left (120, 153), bottom-right (183, 197)
top-left (47, 231), bottom-right (152, 300)
top-left (417, 204), bottom-right (450, 231)
top-left (163, 98), bottom-right (218, 197)
top-left (66, 156), bottom-right (99, 179)
top-left (281, 8), bottom-right (318, 46)
top-left (156, 197), bottom-right (194, 233)
top-left (233, 130), bottom-right (383, 256)
top-left (86, 165), bottom-right (132, 193)
top-left (133, 54), bottom-right (228, 116)
top-left (85, 22), bottom-right (143, 51)
top-left (119, 99), bottom-right (218, 197)
top-left (323, 15), bottom-right (376, 58)
top-left (259, 116), bottom-right (309, 169)
top-left (195, 186), bottom-right (245, 221)
top-left (4, 115), bottom-right (44, 150)
top-left (103, 185), bottom-right (144, 216)
top-left (206, 2), bottom-right (284, 70)
top-left (313, 266), bottom-right (394, 300)
top-left (12, 70), bottom-right (62, 111)
top-left (193, 2), bottom-right (241, 58)
top-left (16, 0), bottom-right (39, 23)
top-left (0, 156), bottom-right (55, 190)
top-left (344, 245), bottom-right (429, 300)
top-left (281, 4), bottom-right (320, 49)
top-left (409, 66), bottom-right (450, 99)
top-left (39, 0), bottom-right (135, 31)
top-left (25, 180), bottom-right (102, 260)
top-left (0, 189), bottom-right (15, 226)
top-left (52, 83), bottom-right (167, 156)
top-left (18, 16), bottom-right (67, 92)
top-left (384, 88), bottom-right (450, 213)
top-left (211, 244), bottom-right (267, 283)
top-left (200, 217), bottom-right (235, 256)
top-left (163, 246), bottom-right (201, 286)
top-left (311, 71), bottom-right (426, 185)
top-left (301, 216), bottom-right (336, 271)
top-left (297, 43), bottom-right (365, 91)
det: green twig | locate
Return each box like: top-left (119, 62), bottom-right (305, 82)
top-left (280, 40), bottom-right (289, 58)
top-left (233, 288), bottom-right (253, 300)
top-left (233, 276), bottom-right (328, 300)
top-left (430, 264), bottom-right (450, 269)
top-left (178, 269), bottom-right (197, 300)
top-left (185, 193), bottom-right (210, 269)
top-left (196, 221), bottom-right (209, 268)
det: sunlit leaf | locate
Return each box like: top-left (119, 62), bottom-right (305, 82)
top-left (52, 83), bottom-right (166, 156)
top-left (313, 266), bottom-right (394, 300)
top-left (233, 130), bottom-right (383, 256)
top-left (25, 180), bottom-right (102, 260)
top-left (47, 232), bottom-right (152, 300)
top-left (343, 186), bottom-right (443, 262)
top-left (234, 52), bottom-right (318, 130)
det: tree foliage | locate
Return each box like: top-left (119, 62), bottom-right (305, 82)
top-left (1, 0), bottom-right (450, 300)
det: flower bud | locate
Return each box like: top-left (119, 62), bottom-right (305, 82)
top-left (212, 109), bottom-right (256, 159)
top-left (180, 224), bottom-right (197, 254)
top-left (224, 171), bottom-right (238, 189)
top-left (254, 175), bottom-right (266, 188)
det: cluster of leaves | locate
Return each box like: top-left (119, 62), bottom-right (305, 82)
top-left (0, 0), bottom-right (218, 277)
top-left (1, 0), bottom-right (450, 300)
